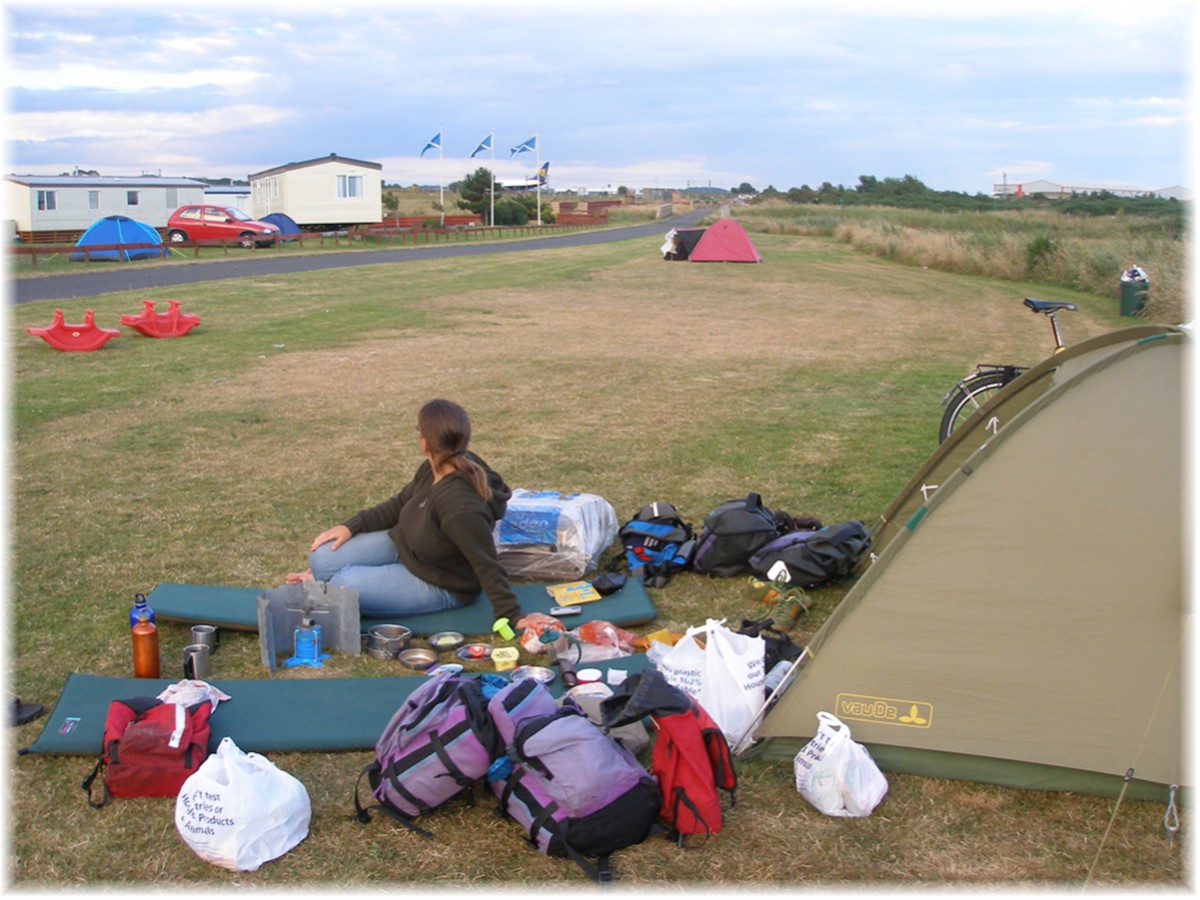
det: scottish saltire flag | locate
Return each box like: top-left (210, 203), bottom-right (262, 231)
top-left (471, 134), bottom-right (492, 158)
top-left (510, 135), bottom-right (537, 157)
top-left (420, 132), bottom-right (442, 157)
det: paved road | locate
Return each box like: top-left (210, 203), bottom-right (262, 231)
top-left (11, 209), bottom-right (711, 304)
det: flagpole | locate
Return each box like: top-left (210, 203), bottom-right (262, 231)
top-left (535, 131), bottom-right (541, 226)
top-left (439, 127), bottom-right (445, 227)
top-left (489, 130), bottom-right (495, 228)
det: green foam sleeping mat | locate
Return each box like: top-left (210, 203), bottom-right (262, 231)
top-left (146, 578), bottom-right (657, 636)
top-left (21, 654), bottom-right (653, 757)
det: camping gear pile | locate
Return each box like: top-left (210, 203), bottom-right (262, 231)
top-left (353, 667), bottom-right (742, 881)
top-left (50, 488), bottom-right (872, 880)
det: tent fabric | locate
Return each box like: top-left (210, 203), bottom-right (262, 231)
top-left (687, 217), bottom-right (761, 263)
top-left (147, 577), bottom-right (658, 635)
top-left (70, 215), bottom-right (164, 261)
top-left (21, 655), bottom-right (654, 757)
top-left (860, 324), bottom-right (1178, 570)
top-left (750, 328), bottom-right (1188, 802)
top-left (261, 212), bottom-right (301, 239)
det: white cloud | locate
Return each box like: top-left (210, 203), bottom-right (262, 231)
top-left (8, 105), bottom-right (292, 143)
top-left (5, 62), bottom-right (270, 93)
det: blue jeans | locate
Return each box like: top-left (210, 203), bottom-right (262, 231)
top-left (308, 530), bottom-right (463, 618)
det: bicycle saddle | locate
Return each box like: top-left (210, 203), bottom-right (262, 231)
top-left (1024, 297), bottom-right (1078, 314)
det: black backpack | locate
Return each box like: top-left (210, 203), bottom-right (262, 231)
top-left (616, 501), bottom-right (696, 588)
top-left (749, 520), bottom-right (870, 587)
top-left (692, 493), bottom-right (781, 577)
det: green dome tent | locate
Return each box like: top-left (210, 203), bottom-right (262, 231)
top-left (70, 215), bottom-right (164, 262)
top-left (749, 326), bottom-right (1188, 803)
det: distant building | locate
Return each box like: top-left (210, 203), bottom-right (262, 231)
top-left (4, 173), bottom-right (206, 234)
top-left (993, 179), bottom-right (1192, 201)
top-left (203, 184), bottom-right (253, 208)
top-left (248, 153), bottom-right (383, 228)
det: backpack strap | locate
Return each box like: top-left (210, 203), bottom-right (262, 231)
top-left (667, 786), bottom-right (713, 848)
top-left (351, 762), bottom-right (434, 839)
top-left (81, 758), bottom-right (110, 809)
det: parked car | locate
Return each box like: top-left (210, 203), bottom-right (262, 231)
top-left (165, 205), bottom-right (280, 248)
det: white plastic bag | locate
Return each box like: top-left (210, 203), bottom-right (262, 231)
top-left (658, 618), bottom-right (765, 747)
top-left (175, 737), bottom-right (312, 871)
top-left (793, 711), bottom-right (888, 817)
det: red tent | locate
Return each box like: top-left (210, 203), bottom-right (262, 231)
top-left (688, 217), bottom-right (762, 263)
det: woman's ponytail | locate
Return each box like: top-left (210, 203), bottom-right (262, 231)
top-left (418, 400), bottom-right (490, 499)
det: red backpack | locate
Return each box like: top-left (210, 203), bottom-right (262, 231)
top-left (600, 669), bottom-right (738, 845)
top-left (82, 697), bottom-right (213, 808)
top-left (652, 698), bottom-right (737, 843)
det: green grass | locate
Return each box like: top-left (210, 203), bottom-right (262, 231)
top-left (7, 227), bottom-right (1185, 888)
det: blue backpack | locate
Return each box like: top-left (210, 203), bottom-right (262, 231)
top-left (617, 501), bottom-right (696, 588)
top-left (487, 678), bottom-right (661, 882)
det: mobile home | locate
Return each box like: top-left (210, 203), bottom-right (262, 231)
top-left (248, 153), bottom-right (382, 229)
top-left (5, 174), bottom-right (206, 237)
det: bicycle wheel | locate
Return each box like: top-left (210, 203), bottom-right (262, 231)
top-left (938, 372), bottom-right (1011, 443)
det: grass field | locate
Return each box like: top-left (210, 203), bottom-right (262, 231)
top-left (6, 219), bottom-right (1189, 889)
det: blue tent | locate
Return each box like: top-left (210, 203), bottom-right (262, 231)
top-left (71, 215), bottom-right (163, 262)
top-left (261, 212), bottom-right (301, 240)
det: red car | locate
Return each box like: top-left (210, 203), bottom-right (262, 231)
top-left (165, 205), bottom-right (279, 248)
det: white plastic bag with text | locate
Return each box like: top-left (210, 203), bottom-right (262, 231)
top-left (658, 618), bottom-right (765, 747)
top-left (175, 736), bottom-right (312, 871)
top-left (793, 711), bottom-right (888, 817)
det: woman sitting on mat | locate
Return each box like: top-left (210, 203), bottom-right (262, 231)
top-left (287, 398), bottom-right (522, 624)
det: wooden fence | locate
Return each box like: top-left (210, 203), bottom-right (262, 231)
top-left (8, 221), bottom-right (610, 268)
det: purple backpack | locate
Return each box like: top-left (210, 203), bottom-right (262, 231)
top-left (487, 678), bottom-right (661, 882)
top-left (353, 672), bottom-right (498, 837)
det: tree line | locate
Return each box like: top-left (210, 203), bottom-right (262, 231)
top-left (737, 174), bottom-right (1185, 221)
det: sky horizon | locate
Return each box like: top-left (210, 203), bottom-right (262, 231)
top-left (3, 0), bottom-right (1196, 197)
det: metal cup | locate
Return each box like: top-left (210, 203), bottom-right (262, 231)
top-left (190, 624), bottom-right (219, 651)
top-left (183, 643), bottom-right (211, 680)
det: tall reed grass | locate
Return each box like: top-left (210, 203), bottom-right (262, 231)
top-left (740, 201), bottom-right (1189, 322)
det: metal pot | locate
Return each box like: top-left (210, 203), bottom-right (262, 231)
top-left (366, 624), bottom-right (412, 658)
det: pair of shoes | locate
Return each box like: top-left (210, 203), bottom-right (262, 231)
top-left (11, 696), bottom-right (44, 726)
top-left (752, 587), bottom-right (812, 631)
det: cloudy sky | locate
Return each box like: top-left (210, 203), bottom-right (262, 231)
top-left (2, 0), bottom-right (1194, 195)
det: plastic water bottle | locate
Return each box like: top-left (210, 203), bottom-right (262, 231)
top-left (131, 606), bottom-right (160, 678)
top-left (764, 660), bottom-right (793, 693)
top-left (128, 592), bottom-right (155, 630)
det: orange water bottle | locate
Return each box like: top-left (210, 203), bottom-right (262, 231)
top-left (131, 607), bottom-right (160, 678)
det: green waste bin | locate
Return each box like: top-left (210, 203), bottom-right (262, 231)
top-left (1120, 267), bottom-right (1149, 317)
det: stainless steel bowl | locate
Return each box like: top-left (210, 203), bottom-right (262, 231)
top-left (398, 647), bottom-right (439, 670)
top-left (509, 665), bottom-right (557, 684)
top-left (428, 631), bottom-right (465, 652)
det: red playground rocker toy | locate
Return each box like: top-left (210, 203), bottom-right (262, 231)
top-left (26, 309), bottom-right (120, 352)
top-left (119, 299), bottom-right (201, 338)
